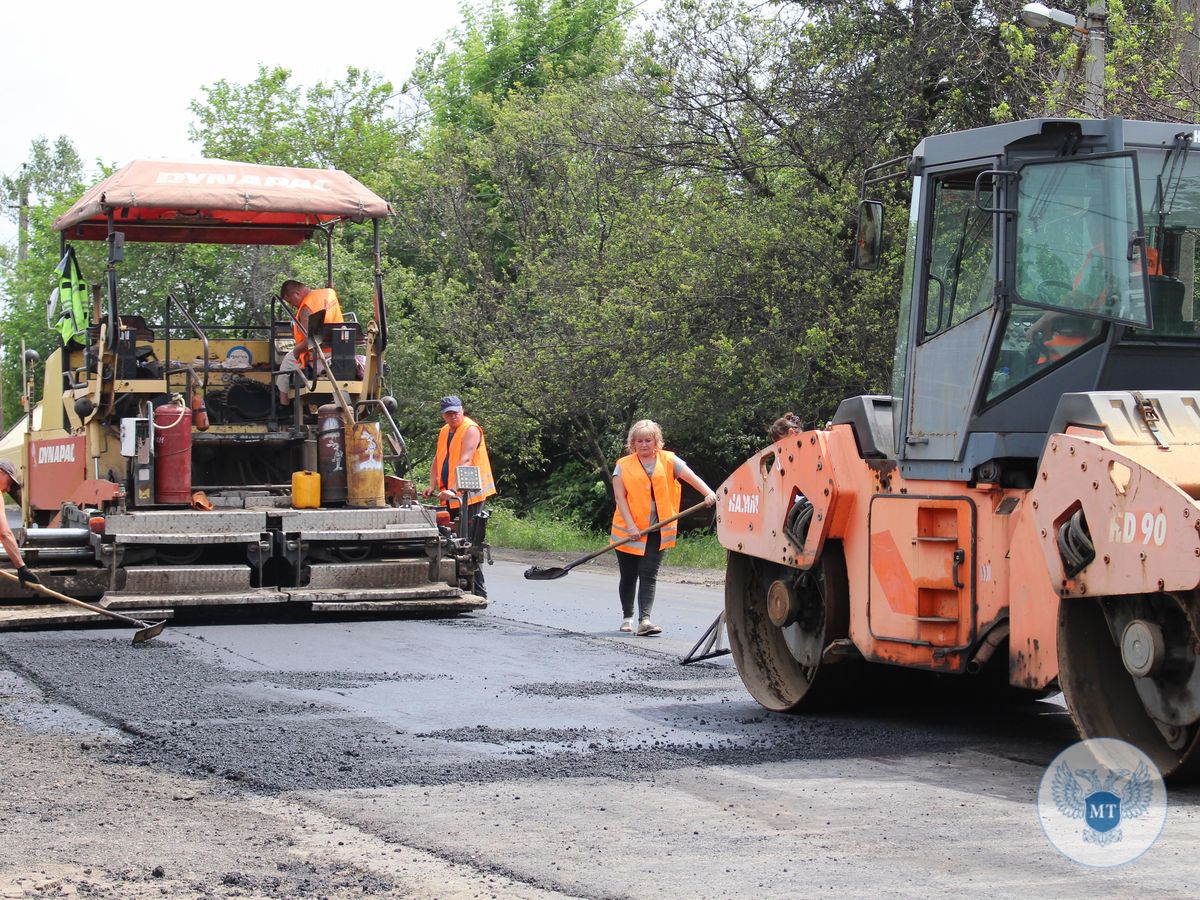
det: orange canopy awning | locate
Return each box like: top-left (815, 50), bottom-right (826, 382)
top-left (54, 159), bottom-right (392, 245)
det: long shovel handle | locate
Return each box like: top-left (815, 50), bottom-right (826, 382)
top-left (0, 569), bottom-right (152, 629)
top-left (561, 499), bottom-right (711, 574)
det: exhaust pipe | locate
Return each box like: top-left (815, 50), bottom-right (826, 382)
top-left (967, 622), bottom-right (1009, 674)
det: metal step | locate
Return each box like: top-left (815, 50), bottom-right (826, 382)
top-left (0, 604), bottom-right (174, 629)
top-left (105, 509), bottom-right (268, 544)
top-left (311, 596), bottom-right (486, 615)
top-left (305, 560), bottom-right (448, 589)
top-left (0, 569), bottom-right (114, 601)
top-left (117, 565), bottom-right (254, 595)
top-left (102, 591), bottom-right (284, 609)
top-left (276, 506), bottom-right (435, 529)
top-left (288, 585), bottom-right (467, 605)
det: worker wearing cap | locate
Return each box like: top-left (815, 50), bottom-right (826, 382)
top-left (275, 279), bottom-right (345, 405)
top-left (0, 460), bottom-right (40, 589)
top-left (424, 396), bottom-right (496, 598)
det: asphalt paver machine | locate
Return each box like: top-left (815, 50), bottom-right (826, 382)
top-left (0, 159), bottom-right (484, 628)
top-left (717, 117), bottom-right (1200, 778)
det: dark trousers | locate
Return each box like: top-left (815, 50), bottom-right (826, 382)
top-left (617, 530), bottom-right (662, 620)
top-left (449, 502), bottom-right (488, 598)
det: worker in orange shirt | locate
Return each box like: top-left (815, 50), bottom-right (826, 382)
top-left (276, 279), bottom-right (344, 404)
top-left (424, 396), bottom-right (497, 598)
top-left (1027, 216), bottom-right (1161, 364)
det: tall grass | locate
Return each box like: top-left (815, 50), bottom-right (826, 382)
top-left (488, 506), bottom-right (726, 569)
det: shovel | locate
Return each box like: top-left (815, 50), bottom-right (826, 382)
top-left (0, 569), bottom-right (167, 644)
top-left (524, 501), bottom-right (710, 580)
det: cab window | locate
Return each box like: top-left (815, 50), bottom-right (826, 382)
top-left (922, 176), bottom-right (994, 339)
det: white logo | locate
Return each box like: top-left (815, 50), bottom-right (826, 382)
top-left (727, 493), bottom-right (760, 515)
top-left (36, 443), bottom-right (76, 464)
top-left (155, 171), bottom-right (332, 192)
top-left (1109, 511), bottom-right (1167, 546)
top-left (1037, 738), bottom-right (1166, 866)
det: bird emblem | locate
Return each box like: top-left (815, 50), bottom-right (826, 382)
top-left (1052, 759), bottom-right (1154, 846)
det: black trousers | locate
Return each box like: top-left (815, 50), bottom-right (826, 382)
top-left (616, 531), bottom-right (662, 620)
top-left (449, 502), bottom-right (488, 598)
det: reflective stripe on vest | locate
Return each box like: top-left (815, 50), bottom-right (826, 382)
top-left (611, 450), bottom-right (681, 555)
top-left (433, 415), bottom-right (497, 507)
top-left (294, 288), bottom-right (344, 365)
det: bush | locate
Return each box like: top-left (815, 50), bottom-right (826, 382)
top-left (488, 506), bottom-right (725, 569)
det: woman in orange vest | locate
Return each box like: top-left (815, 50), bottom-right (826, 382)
top-left (611, 419), bottom-right (717, 636)
top-left (424, 395), bottom-right (496, 597)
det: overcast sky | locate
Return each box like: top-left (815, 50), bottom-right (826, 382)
top-left (0, 1), bottom-right (467, 249)
top-left (3, 1), bottom-right (665, 253)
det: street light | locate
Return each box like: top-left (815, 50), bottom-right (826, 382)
top-left (1020, 2), bottom-right (1078, 29)
top-left (1020, 2), bottom-right (1107, 118)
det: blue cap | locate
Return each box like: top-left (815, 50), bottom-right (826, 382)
top-left (439, 396), bottom-right (463, 413)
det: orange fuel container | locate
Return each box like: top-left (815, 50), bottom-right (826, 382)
top-left (292, 470), bottom-right (321, 509)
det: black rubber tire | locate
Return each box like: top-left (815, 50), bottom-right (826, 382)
top-left (1058, 594), bottom-right (1200, 782)
top-left (724, 544), bottom-right (860, 712)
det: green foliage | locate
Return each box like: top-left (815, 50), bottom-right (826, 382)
top-left (6, 0), bottom-right (1200, 518)
top-left (412, 0), bottom-right (628, 132)
top-left (488, 504), bottom-right (725, 568)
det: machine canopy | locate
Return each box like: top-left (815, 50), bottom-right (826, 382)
top-left (54, 159), bottom-right (392, 245)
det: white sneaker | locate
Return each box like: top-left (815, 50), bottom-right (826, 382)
top-left (619, 618), bottom-right (634, 633)
top-left (637, 619), bottom-right (662, 636)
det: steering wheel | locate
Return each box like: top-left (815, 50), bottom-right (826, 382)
top-left (1033, 279), bottom-right (1075, 305)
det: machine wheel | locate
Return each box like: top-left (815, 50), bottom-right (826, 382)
top-left (153, 545), bottom-right (203, 565)
top-left (724, 544), bottom-right (857, 712)
top-left (1058, 592), bottom-right (1200, 781)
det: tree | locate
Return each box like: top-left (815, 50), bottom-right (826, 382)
top-left (0, 137), bottom-right (89, 428)
top-left (410, 0), bottom-right (629, 133)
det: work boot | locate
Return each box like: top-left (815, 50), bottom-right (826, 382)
top-left (619, 618), bottom-right (634, 633)
top-left (637, 619), bottom-right (662, 636)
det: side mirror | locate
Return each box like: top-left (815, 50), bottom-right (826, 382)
top-left (854, 200), bottom-right (884, 271)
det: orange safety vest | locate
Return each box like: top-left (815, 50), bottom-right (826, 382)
top-left (293, 288), bottom-right (344, 365)
top-left (433, 415), bottom-right (496, 507)
top-left (611, 450), bottom-right (682, 555)
top-left (1038, 245), bottom-right (1164, 364)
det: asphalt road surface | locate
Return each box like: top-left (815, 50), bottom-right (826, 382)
top-left (1, 556), bottom-right (1198, 897)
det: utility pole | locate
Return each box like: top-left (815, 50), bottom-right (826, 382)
top-left (1021, 2), bottom-right (1107, 117)
top-left (16, 165), bottom-right (29, 265)
top-left (0, 164), bottom-right (32, 433)
top-left (1083, 2), bottom-right (1108, 118)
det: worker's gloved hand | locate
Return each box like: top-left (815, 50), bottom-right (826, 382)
top-left (16, 566), bottom-right (40, 587)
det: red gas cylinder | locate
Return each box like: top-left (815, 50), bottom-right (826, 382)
top-left (153, 402), bottom-right (193, 504)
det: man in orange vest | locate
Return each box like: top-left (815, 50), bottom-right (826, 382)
top-left (424, 395), bottom-right (496, 597)
top-left (0, 459), bottom-right (40, 590)
top-left (275, 279), bottom-right (345, 405)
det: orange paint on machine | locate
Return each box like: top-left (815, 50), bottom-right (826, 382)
top-left (715, 117), bottom-right (1200, 781)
